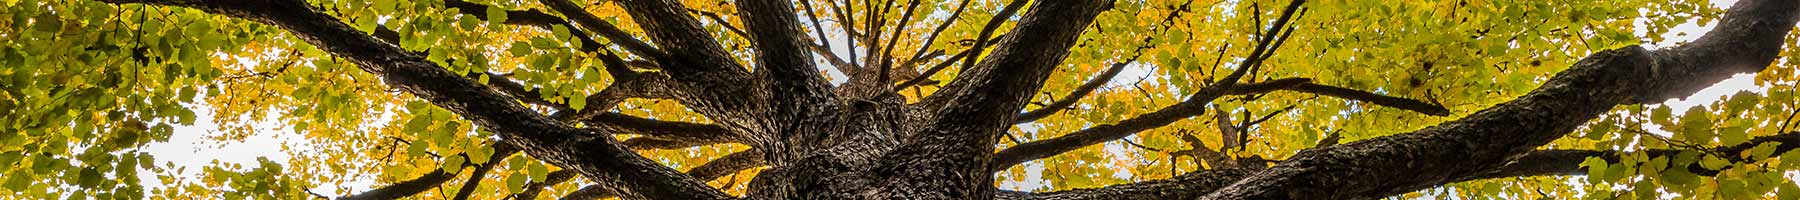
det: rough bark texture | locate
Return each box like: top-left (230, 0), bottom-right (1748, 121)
top-left (1201, 0), bottom-right (1799, 198)
top-left (97, 0), bottom-right (1799, 199)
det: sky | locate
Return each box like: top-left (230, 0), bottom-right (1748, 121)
top-left (135, 0), bottom-right (1758, 196)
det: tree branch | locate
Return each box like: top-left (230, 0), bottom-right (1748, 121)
top-left (614, 0), bottom-right (775, 149)
top-left (687, 9), bottom-right (751, 41)
top-left (585, 112), bottom-right (735, 145)
top-left (450, 151), bottom-right (510, 200)
top-left (1000, 132), bottom-right (1800, 200)
top-left (558, 185), bottom-right (609, 200)
top-left (534, 0), bottom-right (661, 57)
top-left (556, 149), bottom-right (767, 200)
top-left (998, 168), bottom-right (1256, 200)
top-left (911, 0), bottom-right (1031, 105)
top-left (873, 1), bottom-right (1114, 198)
top-left (94, 1), bottom-right (732, 199)
top-left (902, 0), bottom-right (974, 65)
top-left (1015, 60), bottom-right (1133, 124)
top-left (440, 0), bottom-right (601, 51)
top-left (1284, 83), bottom-right (1448, 116)
top-left (1220, 79), bottom-right (1450, 116)
top-left (509, 170), bottom-right (579, 200)
top-left (1202, 0), bottom-right (1799, 198)
top-left (991, 0), bottom-right (1312, 173)
top-left (990, 78), bottom-right (1304, 172)
top-left (736, 0), bottom-right (839, 148)
top-left (684, 149), bottom-right (767, 182)
top-left (340, 143), bottom-right (520, 200)
top-left (337, 169), bottom-right (458, 200)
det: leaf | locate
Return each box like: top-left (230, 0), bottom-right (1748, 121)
top-left (1699, 154), bottom-right (1730, 170)
top-left (528, 162), bottom-right (549, 180)
top-left (553, 26), bottom-right (571, 40)
top-left (1746, 142), bottom-right (1782, 160)
top-left (1583, 157), bottom-right (1608, 184)
top-left (569, 93), bottom-right (588, 110)
top-left (468, 144), bottom-right (493, 164)
top-left (443, 156), bottom-right (466, 173)
top-left (408, 143), bottom-right (428, 157)
top-left (486, 6), bottom-right (508, 27)
top-left (506, 174), bottom-right (528, 193)
top-left (1782, 150), bottom-right (1800, 169)
top-left (1781, 181), bottom-right (1800, 200)
top-left (1651, 105), bottom-right (1673, 126)
top-left (1677, 106), bottom-right (1712, 143)
top-left (510, 41), bottom-right (532, 57)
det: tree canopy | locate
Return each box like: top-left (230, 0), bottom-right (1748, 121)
top-left (2, 0), bottom-right (1799, 199)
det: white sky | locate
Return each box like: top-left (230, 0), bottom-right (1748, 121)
top-left (137, 0), bottom-right (1759, 196)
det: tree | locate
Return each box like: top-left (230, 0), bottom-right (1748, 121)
top-left (3, 0), bottom-right (1800, 199)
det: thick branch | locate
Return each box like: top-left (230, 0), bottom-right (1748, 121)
top-left (736, 0), bottom-right (839, 152)
top-left (441, 0), bottom-right (600, 51)
top-left (586, 112), bottom-right (735, 145)
top-left (999, 169), bottom-right (1255, 200)
top-left (873, 1), bottom-right (1112, 198)
top-left (478, 72), bottom-right (571, 111)
top-left (534, 0), bottom-right (661, 57)
top-left (336, 169), bottom-right (457, 200)
top-left (1202, 0), bottom-right (1799, 198)
top-left (684, 149), bottom-right (767, 182)
top-left (1001, 132), bottom-right (1800, 200)
top-left (738, 0), bottom-right (834, 98)
top-left (556, 149), bottom-right (767, 200)
top-left (94, 1), bottom-right (731, 199)
top-left (1470, 132), bottom-right (1800, 182)
top-left (616, 0), bottom-right (772, 149)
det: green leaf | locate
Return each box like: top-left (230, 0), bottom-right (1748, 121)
top-left (505, 174), bottom-right (527, 193)
top-left (553, 26), bottom-right (571, 40)
top-left (1583, 157), bottom-right (1608, 184)
top-left (1779, 180), bottom-right (1800, 200)
top-left (404, 117), bottom-right (432, 132)
top-left (1719, 125), bottom-right (1750, 146)
top-left (569, 93), bottom-right (587, 110)
top-left (443, 156), bottom-right (466, 173)
top-left (1651, 105), bottom-right (1673, 125)
top-left (1586, 118), bottom-right (1615, 139)
top-left (1659, 166), bottom-right (1699, 189)
top-left (580, 67), bottom-right (603, 83)
top-left (1782, 150), bottom-right (1800, 169)
top-left (1726, 91), bottom-right (1761, 113)
top-left (528, 162), bottom-right (548, 180)
top-left (468, 144), bottom-right (493, 164)
top-left (184, 20), bottom-right (211, 36)
top-left (486, 6), bottom-right (508, 27)
top-left (1746, 142), bottom-right (1782, 160)
top-left (77, 167), bottom-right (101, 188)
top-left (408, 143), bottom-right (428, 157)
top-left (1677, 106), bottom-right (1712, 142)
top-left (509, 41), bottom-right (531, 57)
top-left (1699, 154), bottom-right (1730, 170)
